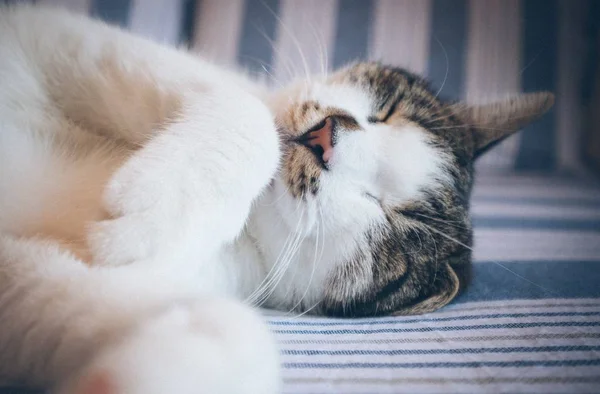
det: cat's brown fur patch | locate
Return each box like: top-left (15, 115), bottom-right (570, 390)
top-left (280, 62), bottom-right (553, 316)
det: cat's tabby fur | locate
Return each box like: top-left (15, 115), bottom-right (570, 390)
top-left (0, 4), bottom-right (553, 394)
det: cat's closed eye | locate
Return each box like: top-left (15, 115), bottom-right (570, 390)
top-left (269, 63), bottom-right (554, 317)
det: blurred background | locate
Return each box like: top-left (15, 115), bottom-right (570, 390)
top-left (5, 0), bottom-right (600, 177)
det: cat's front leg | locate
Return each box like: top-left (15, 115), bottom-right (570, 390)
top-left (88, 88), bottom-right (279, 268)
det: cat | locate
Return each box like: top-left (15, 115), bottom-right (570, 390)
top-left (0, 4), bottom-right (554, 394)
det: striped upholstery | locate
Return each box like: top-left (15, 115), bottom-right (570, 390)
top-left (266, 174), bottom-right (600, 393)
top-left (2, 0), bottom-right (600, 393)
top-left (4, 175), bottom-right (599, 393)
top-left (6, 0), bottom-right (596, 173)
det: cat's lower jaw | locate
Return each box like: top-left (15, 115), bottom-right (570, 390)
top-left (56, 299), bottom-right (280, 394)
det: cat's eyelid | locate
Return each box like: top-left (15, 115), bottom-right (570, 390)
top-left (365, 192), bottom-right (382, 207)
top-left (305, 118), bottom-right (328, 133)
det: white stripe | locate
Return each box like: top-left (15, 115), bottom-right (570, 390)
top-left (446, 298), bottom-right (600, 311)
top-left (272, 0), bottom-right (338, 83)
top-left (370, 0), bottom-right (432, 74)
top-left (465, 0), bottom-right (522, 172)
top-left (280, 356), bottom-right (600, 374)
top-left (471, 201), bottom-right (600, 220)
top-left (192, 0), bottom-right (245, 65)
top-left (272, 315), bottom-right (600, 331)
top-left (281, 375), bottom-right (600, 394)
top-left (267, 298), bottom-right (600, 321)
top-left (474, 174), bottom-right (600, 189)
top-left (472, 184), bottom-right (600, 201)
top-left (274, 329), bottom-right (600, 345)
top-left (36, 0), bottom-right (90, 14)
top-left (129, 0), bottom-right (184, 45)
top-left (473, 229), bottom-right (600, 261)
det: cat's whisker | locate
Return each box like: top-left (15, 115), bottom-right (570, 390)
top-left (417, 224), bottom-right (440, 287)
top-left (307, 20), bottom-right (327, 78)
top-left (260, 0), bottom-right (311, 83)
top-left (245, 228), bottom-right (293, 304)
top-left (253, 205), bottom-right (308, 306)
top-left (253, 26), bottom-right (298, 82)
top-left (382, 196), bottom-right (470, 232)
top-left (291, 299), bottom-right (322, 319)
top-left (245, 206), bottom-right (305, 306)
top-left (260, 64), bottom-right (285, 89)
top-left (284, 212), bottom-right (319, 315)
top-left (411, 212), bottom-right (471, 230)
top-left (285, 203), bottom-right (326, 316)
top-left (258, 183), bottom-right (291, 206)
top-left (519, 47), bottom-right (545, 75)
top-left (237, 53), bottom-right (286, 88)
top-left (275, 227), bottom-right (311, 311)
top-left (409, 226), bottom-right (426, 257)
top-left (256, 220), bottom-right (307, 307)
top-left (418, 222), bottom-right (563, 299)
top-left (432, 36), bottom-right (449, 100)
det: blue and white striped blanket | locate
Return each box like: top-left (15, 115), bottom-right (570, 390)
top-left (268, 174), bottom-right (600, 394)
top-left (1, 174), bottom-right (599, 394)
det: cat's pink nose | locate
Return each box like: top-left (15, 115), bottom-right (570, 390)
top-left (305, 117), bottom-right (334, 163)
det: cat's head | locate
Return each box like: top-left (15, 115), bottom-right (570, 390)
top-left (253, 62), bottom-right (553, 317)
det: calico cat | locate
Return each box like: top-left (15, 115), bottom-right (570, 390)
top-left (0, 4), bottom-right (554, 394)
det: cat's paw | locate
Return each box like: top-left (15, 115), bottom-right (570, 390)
top-left (57, 299), bottom-right (280, 394)
top-left (88, 136), bottom-right (253, 267)
top-left (87, 214), bottom-right (161, 267)
top-left (87, 148), bottom-right (191, 266)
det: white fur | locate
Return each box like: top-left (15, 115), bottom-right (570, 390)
top-left (0, 4), bottom-right (450, 393)
top-left (251, 82), bottom-right (450, 311)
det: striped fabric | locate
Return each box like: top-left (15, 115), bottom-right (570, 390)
top-left (6, 0), bottom-right (597, 173)
top-left (271, 299), bottom-right (600, 394)
top-left (2, 173), bottom-right (598, 393)
top-left (267, 174), bottom-right (600, 394)
top-left (2, 1), bottom-right (600, 393)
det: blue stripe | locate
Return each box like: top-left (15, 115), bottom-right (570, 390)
top-left (515, 0), bottom-right (558, 171)
top-left (283, 359), bottom-right (600, 369)
top-left (427, 0), bottom-right (468, 100)
top-left (455, 261), bottom-right (600, 303)
top-left (472, 217), bottom-right (600, 231)
top-left (274, 321), bottom-right (600, 335)
top-left (90, 0), bottom-right (131, 27)
top-left (581, 0), bottom-right (600, 106)
top-left (332, 0), bottom-right (374, 68)
top-left (237, 0), bottom-right (280, 74)
top-left (473, 196), bottom-right (600, 209)
top-left (0, 389), bottom-right (37, 394)
top-left (282, 346), bottom-right (600, 356)
top-left (179, 0), bottom-right (198, 46)
top-left (269, 311), bottom-right (600, 327)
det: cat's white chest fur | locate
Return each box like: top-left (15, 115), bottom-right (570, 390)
top-left (0, 5), bottom-right (281, 393)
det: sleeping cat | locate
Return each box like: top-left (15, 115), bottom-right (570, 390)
top-left (0, 4), bottom-right (554, 394)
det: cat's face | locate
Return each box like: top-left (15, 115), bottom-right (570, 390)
top-left (254, 62), bottom-right (553, 317)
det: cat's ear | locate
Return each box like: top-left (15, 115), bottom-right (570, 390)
top-left (449, 92), bottom-right (555, 159)
top-left (392, 263), bottom-right (460, 316)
